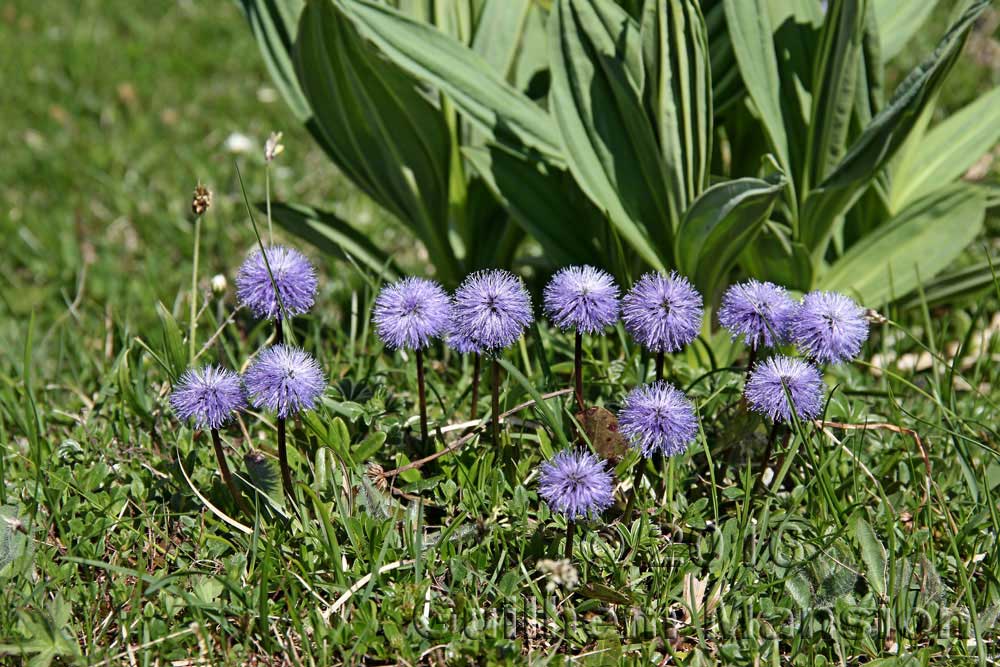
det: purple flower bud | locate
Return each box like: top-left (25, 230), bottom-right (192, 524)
top-left (373, 277), bottom-right (452, 350)
top-left (170, 365), bottom-right (245, 430)
top-left (718, 280), bottom-right (796, 350)
top-left (618, 381), bottom-right (699, 457)
top-left (244, 344), bottom-right (326, 418)
top-left (621, 272), bottom-right (703, 353)
top-left (745, 355), bottom-right (824, 423)
top-left (538, 449), bottom-right (615, 520)
top-left (236, 245), bottom-right (317, 320)
top-left (790, 291), bottom-right (869, 364)
top-left (543, 265), bottom-right (620, 334)
top-left (452, 269), bottom-right (533, 353)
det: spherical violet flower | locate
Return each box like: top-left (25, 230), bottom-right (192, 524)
top-left (170, 365), bottom-right (245, 430)
top-left (373, 277), bottom-right (452, 350)
top-left (745, 355), bottom-right (824, 423)
top-left (789, 291), bottom-right (869, 364)
top-left (618, 381), bottom-right (698, 457)
top-left (718, 279), bottom-right (796, 350)
top-left (244, 344), bottom-right (326, 418)
top-left (446, 328), bottom-right (483, 355)
top-left (236, 245), bottom-right (318, 320)
top-left (452, 269), bottom-right (533, 353)
top-left (621, 272), bottom-right (703, 353)
top-left (538, 449), bottom-right (615, 520)
top-left (543, 265), bottom-right (620, 334)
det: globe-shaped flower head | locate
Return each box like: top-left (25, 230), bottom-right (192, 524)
top-left (618, 381), bottom-right (699, 457)
top-left (244, 344), bottom-right (326, 418)
top-left (538, 449), bottom-right (615, 520)
top-left (170, 365), bottom-right (246, 430)
top-left (452, 269), bottom-right (533, 353)
top-left (373, 277), bottom-right (452, 350)
top-left (718, 280), bottom-right (796, 350)
top-left (543, 265), bottom-right (620, 334)
top-left (745, 355), bottom-right (824, 423)
top-left (236, 245), bottom-right (318, 320)
top-left (790, 291), bottom-right (869, 364)
top-left (622, 272), bottom-right (703, 352)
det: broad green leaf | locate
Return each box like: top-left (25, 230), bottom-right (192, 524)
top-left (239, 0), bottom-right (309, 120)
top-left (873, 0), bottom-right (939, 61)
top-left (853, 515), bottom-right (887, 597)
top-left (723, 0), bottom-right (789, 172)
top-left (741, 224), bottom-right (813, 291)
top-left (676, 174), bottom-right (785, 300)
top-left (336, 0), bottom-right (564, 164)
top-left (464, 145), bottom-right (604, 268)
top-left (262, 202), bottom-right (401, 283)
top-left (640, 0), bottom-right (713, 220)
top-left (804, 0), bottom-right (866, 192)
top-left (897, 259), bottom-right (1000, 310)
top-left (798, 0), bottom-right (988, 256)
top-left (548, 0), bottom-right (670, 270)
top-left (820, 185), bottom-right (986, 306)
top-left (891, 86), bottom-right (1000, 211)
top-left (471, 0), bottom-right (533, 80)
top-left (295, 1), bottom-right (458, 283)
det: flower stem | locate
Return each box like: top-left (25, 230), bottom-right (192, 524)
top-left (655, 350), bottom-right (665, 383)
top-left (470, 353), bottom-right (481, 422)
top-left (416, 348), bottom-right (429, 448)
top-left (491, 357), bottom-right (501, 443)
top-left (211, 428), bottom-right (252, 517)
top-left (265, 164), bottom-right (273, 245)
top-left (573, 330), bottom-right (585, 412)
top-left (739, 346), bottom-right (758, 412)
top-left (189, 215), bottom-right (201, 361)
top-left (275, 317), bottom-right (284, 345)
top-left (564, 520), bottom-right (575, 560)
top-left (624, 458), bottom-right (645, 521)
top-left (277, 416), bottom-right (293, 500)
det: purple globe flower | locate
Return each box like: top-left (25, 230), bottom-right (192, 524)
top-left (236, 245), bottom-right (318, 320)
top-left (543, 265), bottom-right (620, 334)
top-left (618, 381), bottom-right (698, 457)
top-left (718, 280), bottom-right (796, 350)
top-left (446, 328), bottom-right (483, 355)
top-left (170, 365), bottom-right (245, 430)
top-left (373, 277), bottom-right (452, 350)
top-left (452, 269), bottom-right (533, 353)
top-left (790, 291), bottom-right (869, 364)
top-left (745, 355), bottom-right (824, 423)
top-left (538, 449), bottom-right (615, 520)
top-left (244, 344), bottom-right (326, 418)
top-left (621, 272), bottom-right (703, 353)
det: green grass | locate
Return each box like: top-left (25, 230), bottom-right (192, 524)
top-left (3, 1), bottom-right (1000, 665)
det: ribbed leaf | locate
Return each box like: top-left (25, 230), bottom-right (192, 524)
top-left (804, 0), bottom-right (866, 192)
top-left (640, 0), bottom-right (713, 222)
top-left (262, 202), bottom-right (401, 283)
top-left (853, 1), bottom-right (884, 129)
top-left (471, 0), bottom-right (533, 80)
top-left (336, 0), bottom-right (564, 164)
top-left (723, 0), bottom-right (789, 172)
top-left (239, 0), bottom-right (309, 120)
top-left (873, 0), bottom-right (939, 61)
top-left (464, 145), bottom-right (604, 268)
top-left (891, 85), bottom-right (1000, 211)
top-left (798, 0), bottom-right (988, 257)
top-left (676, 174), bottom-right (785, 300)
top-left (819, 185), bottom-right (986, 306)
top-left (549, 0), bottom-right (671, 270)
top-left (294, 0), bottom-right (459, 283)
